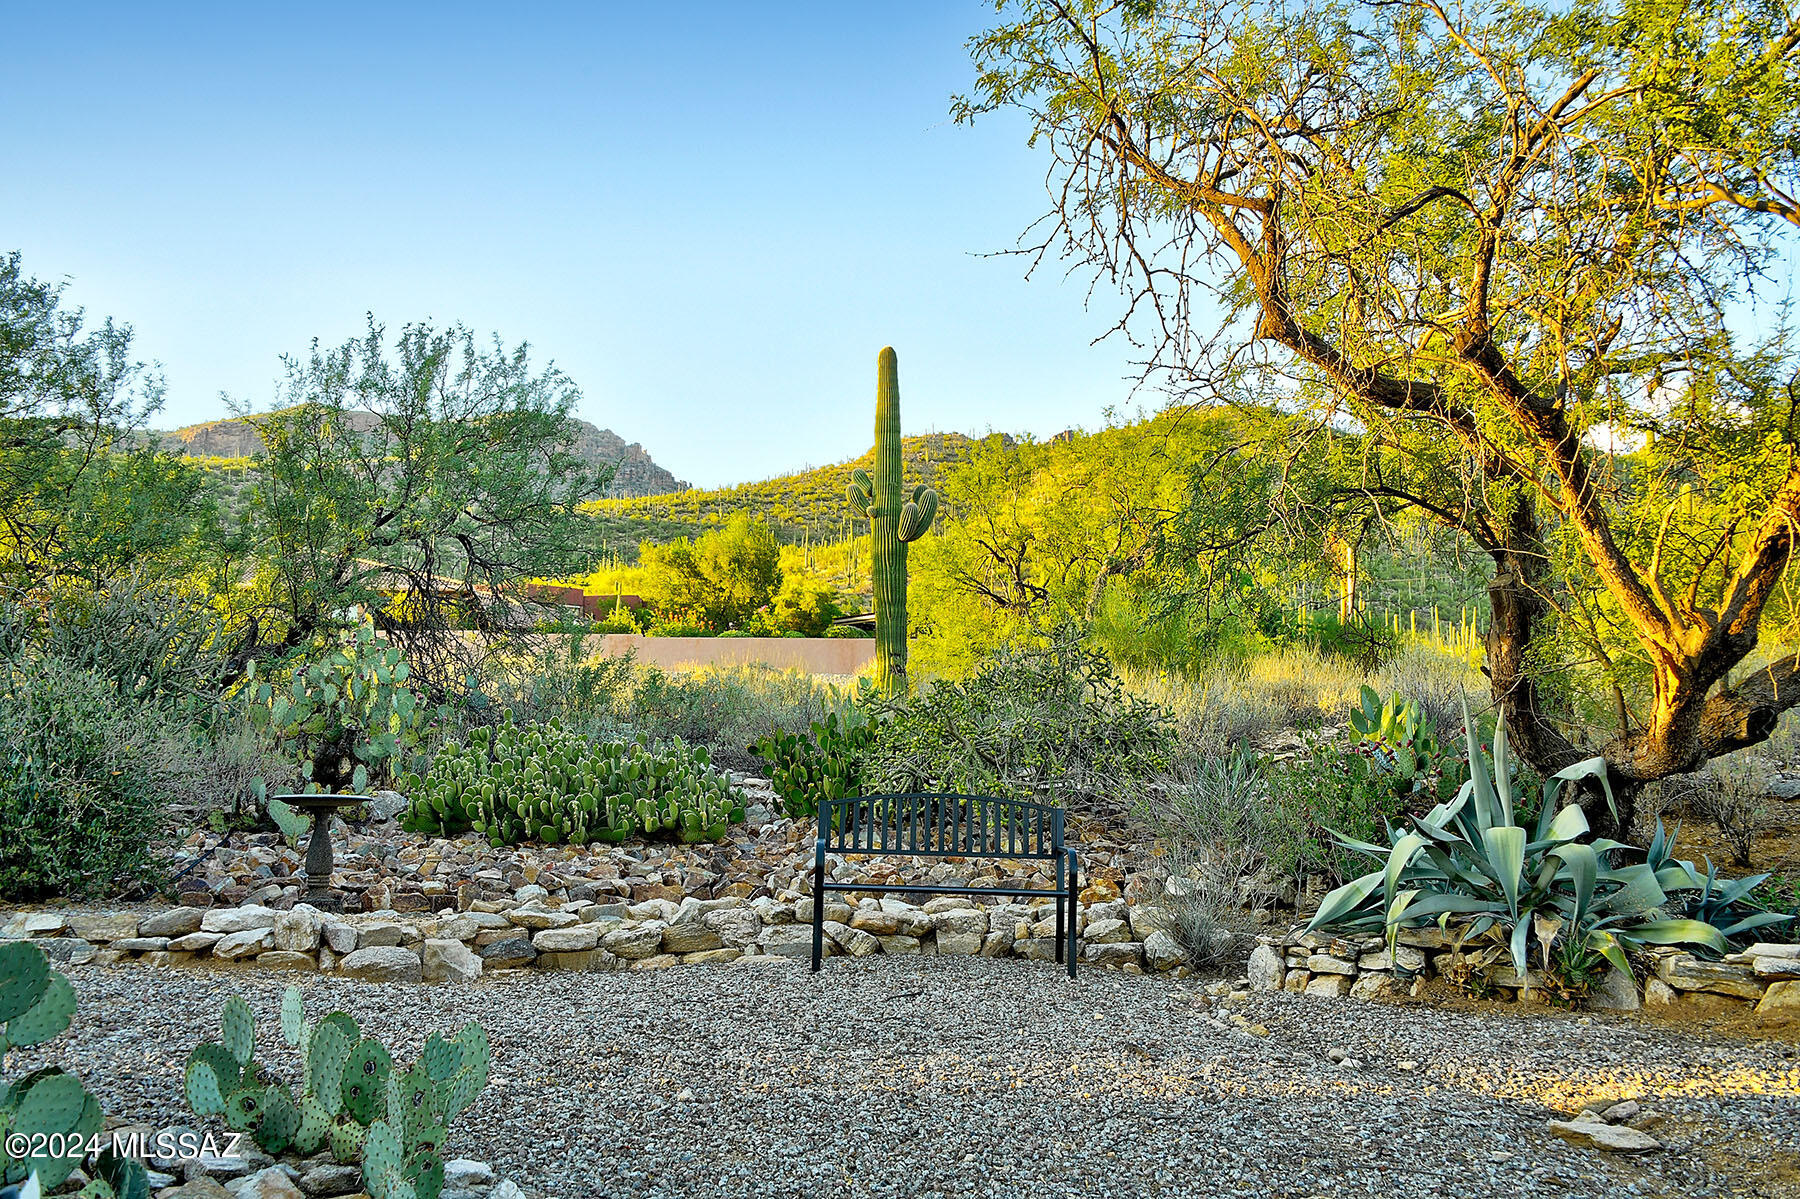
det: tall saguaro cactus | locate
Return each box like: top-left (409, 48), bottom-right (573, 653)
top-left (847, 347), bottom-right (937, 694)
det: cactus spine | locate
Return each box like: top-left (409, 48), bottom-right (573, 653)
top-left (847, 347), bottom-right (936, 694)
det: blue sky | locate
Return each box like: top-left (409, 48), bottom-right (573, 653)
top-left (2, 2), bottom-right (1147, 488)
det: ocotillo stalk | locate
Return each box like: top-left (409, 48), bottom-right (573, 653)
top-left (847, 347), bottom-right (937, 694)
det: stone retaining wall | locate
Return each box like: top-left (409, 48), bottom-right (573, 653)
top-left (1250, 925), bottom-right (1800, 1025)
top-left (0, 889), bottom-right (1194, 981)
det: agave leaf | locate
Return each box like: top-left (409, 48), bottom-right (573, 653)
top-left (1461, 697), bottom-right (1499, 829)
top-left (1305, 870), bottom-right (1384, 931)
top-left (1618, 919), bottom-right (1728, 953)
top-left (1401, 893), bottom-right (1508, 919)
top-left (1585, 929), bottom-right (1631, 974)
top-left (1384, 887), bottom-right (1422, 951)
top-left (1551, 843), bottom-right (1598, 929)
top-left (1705, 871), bottom-right (1772, 910)
top-left (1532, 783), bottom-right (1560, 840)
top-left (1480, 826), bottom-right (1526, 917)
top-left (1550, 755), bottom-right (1616, 819)
top-left (1719, 909), bottom-right (1797, 938)
top-left (1492, 718), bottom-right (1515, 826)
top-left (1509, 916), bottom-right (1531, 982)
top-left (1384, 833), bottom-right (1428, 921)
top-left (1597, 863), bottom-right (1667, 916)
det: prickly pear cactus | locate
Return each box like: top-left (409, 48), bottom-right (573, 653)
top-left (0, 940), bottom-right (76, 1055)
top-left (223, 1085), bottom-right (266, 1133)
top-left (362, 1119), bottom-right (406, 1199)
top-left (280, 986), bottom-right (306, 1047)
top-left (254, 1084), bottom-right (302, 1154)
top-left (179, 987), bottom-right (490, 1199)
top-left (330, 1111), bottom-right (369, 1163)
top-left (846, 347), bottom-right (936, 694)
top-left (305, 1021), bottom-right (352, 1114)
top-left (220, 996), bottom-right (256, 1066)
top-left (1, 941), bottom-right (141, 1194)
top-left (295, 1096), bottom-right (333, 1155)
top-left (342, 1038), bottom-right (395, 1125)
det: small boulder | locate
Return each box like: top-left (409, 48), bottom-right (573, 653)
top-left (65, 912), bottom-right (140, 941)
top-left (271, 907), bottom-right (323, 953)
top-left (421, 939), bottom-right (482, 983)
top-left (200, 905), bottom-right (280, 935)
top-left (339, 946), bottom-right (423, 983)
top-left (140, 907), bottom-right (205, 938)
top-left (1247, 945), bottom-right (1285, 992)
top-left (1141, 930), bottom-right (1187, 971)
top-left (213, 928), bottom-right (275, 960)
top-left (532, 926), bottom-right (601, 953)
top-left (478, 938), bottom-right (538, 969)
top-left (1548, 1118), bottom-right (1661, 1153)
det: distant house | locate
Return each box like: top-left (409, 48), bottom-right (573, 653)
top-left (524, 584), bottom-right (645, 622)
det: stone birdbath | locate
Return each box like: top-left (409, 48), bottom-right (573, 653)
top-left (273, 793), bottom-right (371, 912)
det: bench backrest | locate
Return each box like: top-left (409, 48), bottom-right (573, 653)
top-left (819, 793), bottom-right (1063, 859)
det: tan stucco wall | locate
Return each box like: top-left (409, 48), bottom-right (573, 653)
top-left (583, 634), bottom-right (874, 675)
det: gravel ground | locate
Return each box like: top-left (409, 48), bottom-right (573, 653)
top-left (30, 959), bottom-right (1800, 1199)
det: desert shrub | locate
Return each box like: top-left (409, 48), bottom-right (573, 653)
top-left (859, 634), bottom-right (1176, 802)
top-left (490, 640), bottom-right (848, 758)
top-left (0, 576), bottom-right (226, 716)
top-left (1126, 640), bottom-right (1482, 762)
top-left (0, 666), bottom-right (169, 899)
top-left (1160, 849), bottom-right (1254, 967)
top-left (1694, 753), bottom-right (1773, 867)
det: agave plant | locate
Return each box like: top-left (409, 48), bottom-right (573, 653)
top-left (1307, 702), bottom-right (1792, 986)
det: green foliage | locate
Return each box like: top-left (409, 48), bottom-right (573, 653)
top-left (1307, 709), bottom-right (1796, 993)
top-left (0, 665), bottom-right (166, 900)
top-left (584, 432), bottom-right (975, 548)
top-left (185, 986), bottom-right (487, 1199)
top-left (0, 576), bottom-right (226, 717)
top-left (1, 940), bottom-right (149, 1197)
top-left (859, 634), bottom-right (1175, 802)
top-left (246, 614), bottom-right (429, 794)
top-left (401, 717), bottom-right (746, 845)
top-left (0, 250), bottom-right (216, 588)
top-left (638, 513), bottom-right (782, 631)
top-left (237, 315), bottom-right (606, 698)
top-left (760, 574), bottom-right (845, 636)
top-left (957, 1), bottom-right (1800, 788)
top-left (750, 709), bottom-right (878, 817)
top-left (493, 642), bottom-right (848, 755)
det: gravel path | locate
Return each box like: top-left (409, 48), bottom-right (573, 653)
top-left (30, 959), bottom-right (1800, 1199)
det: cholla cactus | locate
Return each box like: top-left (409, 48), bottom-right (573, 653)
top-left (846, 347), bottom-right (936, 694)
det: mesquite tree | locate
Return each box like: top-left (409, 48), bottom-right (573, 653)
top-left (958, 0), bottom-right (1800, 834)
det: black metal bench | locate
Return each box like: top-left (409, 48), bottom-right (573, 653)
top-left (811, 792), bottom-right (1079, 977)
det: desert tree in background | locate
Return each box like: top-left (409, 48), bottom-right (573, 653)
top-left (958, 0), bottom-right (1800, 834)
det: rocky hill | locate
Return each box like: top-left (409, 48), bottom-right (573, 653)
top-left (585, 431), bottom-right (995, 551)
top-left (157, 412), bottom-right (687, 498)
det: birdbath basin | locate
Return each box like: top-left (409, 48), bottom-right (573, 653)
top-left (273, 793), bottom-right (370, 911)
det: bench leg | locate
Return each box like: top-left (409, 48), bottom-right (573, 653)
top-left (811, 839), bottom-right (826, 973)
top-left (1066, 848), bottom-right (1079, 979)
top-left (1055, 852), bottom-right (1066, 965)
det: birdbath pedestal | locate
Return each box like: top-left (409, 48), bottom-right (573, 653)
top-left (273, 793), bottom-right (370, 912)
